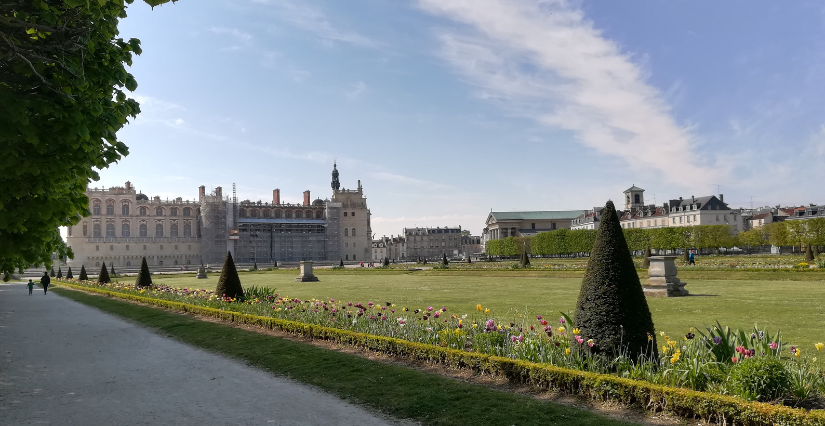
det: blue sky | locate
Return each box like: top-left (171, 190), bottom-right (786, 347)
top-left (93, 0), bottom-right (825, 238)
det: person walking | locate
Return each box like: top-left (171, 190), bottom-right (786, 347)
top-left (688, 251), bottom-right (696, 266)
top-left (40, 271), bottom-right (50, 294)
top-left (27, 279), bottom-right (34, 295)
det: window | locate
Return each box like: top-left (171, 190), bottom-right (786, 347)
top-left (274, 210), bottom-right (282, 218)
top-left (183, 208), bottom-right (191, 217)
top-left (344, 228), bottom-right (349, 237)
top-left (306, 210), bottom-right (313, 219)
top-left (353, 243), bottom-right (356, 248)
top-left (352, 228), bottom-right (356, 237)
top-left (122, 223), bottom-right (130, 237)
top-left (263, 210), bottom-right (271, 218)
top-left (154, 207), bottom-right (163, 216)
top-left (159, 260), bottom-right (163, 266)
top-left (160, 245), bottom-right (163, 250)
top-left (351, 212), bottom-right (355, 217)
top-left (531, 223), bottom-right (535, 229)
top-left (183, 223), bottom-right (191, 237)
top-left (106, 223), bottom-right (115, 237)
top-left (127, 261), bottom-right (131, 266)
top-left (110, 245), bottom-right (113, 251)
top-left (143, 245), bottom-right (147, 250)
top-left (345, 242), bottom-right (349, 247)
top-left (93, 223), bottom-right (101, 237)
top-left (93, 203), bottom-right (101, 215)
top-left (315, 210), bottom-right (323, 219)
top-left (285, 210), bottom-right (292, 219)
top-left (344, 212), bottom-right (348, 217)
top-left (122, 204), bottom-right (130, 215)
top-left (139, 223), bottom-right (147, 237)
top-left (83, 223), bottom-right (88, 236)
top-left (156, 224), bottom-right (163, 237)
top-left (295, 210), bottom-right (302, 219)
top-left (95, 245), bottom-right (99, 251)
top-left (95, 262), bottom-right (100, 267)
top-left (346, 255), bottom-right (349, 260)
top-left (251, 209), bottom-right (258, 218)
top-left (634, 194), bottom-right (640, 204)
top-left (126, 245), bottom-right (129, 251)
top-left (353, 255), bottom-right (356, 260)
top-left (174, 260), bottom-right (178, 265)
top-left (106, 204), bottom-right (114, 215)
top-left (188, 244), bottom-right (191, 250)
top-left (170, 208), bottom-right (178, 216)
top-left (174, 245), bottom-right (178, 250)
top-left (187, 260), bottom-right (191, 265)
top-left (170, 224), bottom-right (178, 237)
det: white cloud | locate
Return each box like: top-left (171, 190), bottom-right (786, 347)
top-left (208, 26), bottom-right (254, 44)
top-left (346, 81), bottom-right (366, 99)
top-left (417, 0), bottom-right (719, 186)
top-left (251, 0), bottom-right (378, 48)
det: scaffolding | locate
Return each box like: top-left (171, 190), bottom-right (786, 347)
top-left (199, 187), bottom-right (228, 265)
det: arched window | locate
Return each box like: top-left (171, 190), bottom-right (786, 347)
top-left (170, 224), bottom-right (178, 237)
top-left (250, 209), bottom-right (258, 218)
top-left (122, 204), bottom-right (130, 215)
top-left (183, 208), bottom-right (191, 217)
top-left (155, 224), bottom-right (164, 237)
top-left (95, 262), bottom-right (100, 267)
top-left (155, 207), bottom-right (163, 216)
top-left (83, 223), bottom-right (88, 236)
top-left (106, 223), bottom-right (115, 237)
top-left (306, 210), bottom-right (313, 219)
top-left (183, 223), bottom-right (191, 237)
top-left (106, 202), bottom-right (114, 215)
top-left (186, 259), bottom-right (191, 265)
top-left (344, 228), bottom-right (349, 236)
top-left (159, 260), bottom-right (163, 266)
top-left (285, 210), bottom-right (292, 219)
top-left (139, 207), bottom-right (147, 216)
top-left (122, 223), bottom-right (130, 237)
top-left (263, 210), bottom-right (271, 218)
top-left (315, 210), bottom-right (323, 219)
top-left (93, 203), bottom-right (100, 215)
top-left (352, 228), bottom-right (356, 237)
top-left (174, 260), bottom-right (179, 265)
top-left (126, 261), bottom-right (131, 267)
top-left (239, 209), bottom-right (246, 218)
top-left (274, 210), bottom-right (282, 218)
top-left (93, 223), bottom-right (101, 237)
top-left (170, 208), bottom-right (178, 216)
top-left (139, 223), bottom-right (148, 237)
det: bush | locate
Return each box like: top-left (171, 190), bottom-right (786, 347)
top-left (56, 267), bottom-right (62, 279)
top-left (79, 265), bottom-right (88, 281)
top-left (216, 251), bottom-right (244, 300)
top-left (273, 259), bottom-right (278, 268)
top-left (135, 257), bottom-right (152, 287)
top-left (109, 264), bottom-right (116, 277)
top-left (50, 267), bottom-right (55, 277)
top-left (98, 263), bottom-right (110, 284)
top-left (727, 356), bottom-right (791, 402)
top-left (575, 200), bottom-right (657, 359)
top-left (66, 266), bottom-right (73, 279)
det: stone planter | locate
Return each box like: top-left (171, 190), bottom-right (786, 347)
top-left (644, 256), bottom-right (688, 297)
top-left (295, 261), bottom-right (319, 282)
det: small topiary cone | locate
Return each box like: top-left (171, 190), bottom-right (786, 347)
top-left (442, 253), bottom-right (449, 266)
top-left (98, 263), bottom-right (111, 284)
top-left (216, 251), bottom-right (244, 300)
top-left (66, 267), bottom-right (73, 280)
top-left (642, 246), bottom-right (652, 269)
top-left (56, 267), bottom-right (63, 279)
top-left (273, 259), bottom-right (278, 268)
top-left (135, 257), bottom-right (153, 287)
top-left (575, 200), bottom-right (657, 360)
top-left (339, 258), bottom-right (344, 267)
top-left (110, 264), bottom-right (116, 277)
top-left (467, 257), bottom-right (472, 264)
top-left (50, 267), bottom-right (55, 277)
top-left (79, 265), bottom-right (89, 281)
top-left (383, 257), bottom-right (389, 267)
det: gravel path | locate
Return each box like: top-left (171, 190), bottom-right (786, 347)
top-left (0, 282), bottom-right (402, 426)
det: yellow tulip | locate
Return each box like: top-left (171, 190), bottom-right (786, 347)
top-left (485, 308), bottom-right (490, 313)
top-left (476, 304), bottom-right (482, 311)
top-left (565, 348), bottom-right (570, 355)
top-left (816, 343), bottom-right (824, 351)
top-left (572, 328), bottom-right (580, 335)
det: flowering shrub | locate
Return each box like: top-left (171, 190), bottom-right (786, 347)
top-left (56, 278), bottom-right (825, 407)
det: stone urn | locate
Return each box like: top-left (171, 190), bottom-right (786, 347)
top-left (644, 256), bottom-right (688, 297)
top-left (295, 261), bottom-right (319, 282)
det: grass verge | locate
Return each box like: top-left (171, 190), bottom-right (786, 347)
top-left (52, 286), bottom-right (634, 426)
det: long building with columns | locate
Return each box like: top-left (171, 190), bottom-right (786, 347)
top-left (65, 164), bottom-right (371, 270)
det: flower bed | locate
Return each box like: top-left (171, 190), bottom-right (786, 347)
top-left (54, 278), bottom-right (825, 424)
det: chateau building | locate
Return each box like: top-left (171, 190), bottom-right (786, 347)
top-left (482, 210), bottom-right (584, 246)
top-left (67, 164), bottom-right (371, 269)
top-left (404, 226), bottom-right (462, 260)
top-left (666, 194), bottom-right (742, 232)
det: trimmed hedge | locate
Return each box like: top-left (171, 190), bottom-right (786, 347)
top-left (53, 280), bottom-right (825, 426)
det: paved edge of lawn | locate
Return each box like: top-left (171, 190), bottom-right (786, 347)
top-left (51, 286), bottom-right (641, 426)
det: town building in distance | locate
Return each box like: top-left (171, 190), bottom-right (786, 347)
top-left (404, 226), bottom-right (462, 260)
top-left (66, 164), bottom-right (371, 270)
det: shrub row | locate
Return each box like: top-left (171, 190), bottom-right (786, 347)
top-left (56, 281), bottom-right (825, 426)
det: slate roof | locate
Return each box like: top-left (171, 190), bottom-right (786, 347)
top-left (488, 211), bottom-right (586, 222)
top-left (625, 185), bottom-right (644, 192)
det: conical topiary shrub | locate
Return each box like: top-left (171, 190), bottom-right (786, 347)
top-left (135, 257), bottom-right (153, 287)
top-left (79, 265), bottom-right (88, 281)
top-left (467, 257), bottom-right (472, 264)
top-left (442, 253), bottom-right (449, 266)
top-left (56, 267), bottom-right (63, 279)
top-left (98, 263), bottom-right (111, 284)
top-left (66, 267), bottom-right (73, 280)
top-left (216, 251), bottom-right (244, 300)
top-left (383, 257), bottom-right (390, 267)
top-left (50, 267), bottom-right (55, 277)
top-left (575, 200), bottom-right (657, 360)
top-left (110, 264), bottom-right (116, 277)
top-left (642, 246), bottom-right (652, 269)
top-left (273, 259), bottom-right (278, 268)
top-left (252, 260), bottom-right (258, 271)
top-left (339, 258), bottom-right (344, 267)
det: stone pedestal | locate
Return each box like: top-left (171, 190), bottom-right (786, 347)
top-left (295, 261), bottom-right (319, 282)
top-left (644, 256), bottom-right (688, 297)
top-left (196, 265), bottom-right (208, 279)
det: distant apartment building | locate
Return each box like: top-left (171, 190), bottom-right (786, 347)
top-left (461, 235), bottom-right (483, 258)
top-left (371, 239), bottom-right (387, 261)
top-left (404, 226), bottom-right (462, 260)
top-left (784, 204), bottom-right (825, 222)
top-left (482, 211), bottom-right (584, 246)
top-left (665, 194), bottom-right (743, 233)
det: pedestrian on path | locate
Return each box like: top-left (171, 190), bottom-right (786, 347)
top-left (27, 279), bottom-right (34, 295)
top-left (688, 251), bottom-right (696, 266)
top-left (41, 272), bottom-right (50, 294)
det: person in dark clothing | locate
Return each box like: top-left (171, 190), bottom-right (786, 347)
top-left (688, 251), bottom-right (696, 266)
top-left (27, 279), bottom-right (34, 295)
top-left (40, 272), bottom-right (50, 294)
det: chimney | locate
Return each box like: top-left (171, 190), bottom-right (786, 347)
top-left (199, 185), bottom-right (205, 201)
top-left (273, 189), bottom-right (281, 205)
top-left (215, 186), bottom-right (222, 198)
top-left (720, 194), bottom-right (724, 203)
top-left (125, 181), bottom-right (132, 191)
top-left (303, 190), bottom-right (311, 206)
top-left (691, 195), bottom-right (695, 203)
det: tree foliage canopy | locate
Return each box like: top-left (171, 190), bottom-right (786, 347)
top-left (0, 0), bottom-right (177, 280)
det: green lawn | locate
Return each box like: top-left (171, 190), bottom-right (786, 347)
top-left (151, 269), bottom-right (825, 348)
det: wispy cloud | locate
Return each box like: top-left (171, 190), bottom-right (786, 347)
top-left (251, 0), bottom-right (378, 48)
top-left (370, 172), bottom-right (451, 190)
top-left (417, 0), bottom-right (718, 186)
top-left (346, 81), bottom-right (367, 99)
top-left (209, 26), bottom-right (254, 44)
